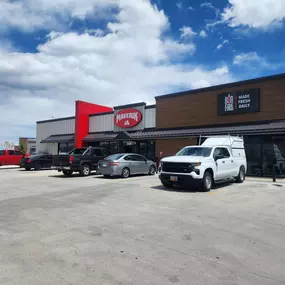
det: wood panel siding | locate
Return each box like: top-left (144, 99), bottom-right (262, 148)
top-left (156, 78), bottom-right (285, 129)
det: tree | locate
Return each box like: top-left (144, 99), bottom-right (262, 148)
top-left (19, 143), bottom-right (26, 157)
top-left (0, 141), bottom-right (15, 149)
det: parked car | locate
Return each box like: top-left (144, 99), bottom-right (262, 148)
top-left (159, 136), bottom-right (247, 192)
top-left (52, 147), bottom-right (110, 176)
top-left (0, 149), bottom-right (23, 167)
top-left (20, 152), bottom-right (53, 170)
top-left (97, 153), bottom-right (157, 178)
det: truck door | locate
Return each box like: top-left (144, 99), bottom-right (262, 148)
top-left (213, 147), bottom-right (232, 180)
top-left (0, 150), bottom-right (7, 166)
top-left (7, 150), bottom-right (16, 165)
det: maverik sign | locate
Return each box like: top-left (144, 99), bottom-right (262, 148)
top-left (218, 88), bottom-right (260, 116)
top-left (114, 108), bottom-right (143, 128)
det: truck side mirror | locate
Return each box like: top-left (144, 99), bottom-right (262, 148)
top-left (214, 154), bottom-right (223, 161)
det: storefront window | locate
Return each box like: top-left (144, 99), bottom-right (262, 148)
top-left (58, 142), bottom-right (74, 154)
top-left (138, 142), bottom-right (147, 156)
top-left (110, 142), bottom-right (120, 154)
top-left (147, 141), bottom-right (155, 160)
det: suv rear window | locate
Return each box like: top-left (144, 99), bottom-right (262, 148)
top-left (0, 150), bottom-right (5, 155)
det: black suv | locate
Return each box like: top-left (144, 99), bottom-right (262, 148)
top-left (52, 147), bottom-right (110, 176)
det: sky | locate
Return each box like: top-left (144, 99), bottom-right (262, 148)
top-left (0, 0), bottom-right (285, 145)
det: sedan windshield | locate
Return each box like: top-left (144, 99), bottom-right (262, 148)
top-left (105, 154), bottom-right (124, 161)
top-left (176, 147), bottom-right (212, 157)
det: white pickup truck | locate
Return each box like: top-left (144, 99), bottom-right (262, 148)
top-left (159, 136), bottom-right (247, 191)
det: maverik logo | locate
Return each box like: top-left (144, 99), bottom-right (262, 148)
top-left (114, 108), bottom-right (142, 128)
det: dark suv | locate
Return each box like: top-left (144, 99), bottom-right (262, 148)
top-left (52, 147), bottom-right (110, 176)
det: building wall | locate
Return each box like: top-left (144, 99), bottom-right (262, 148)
top-left (156, 77), bottom-right (285, 129)
top-left (145, 107), bottom-right (156, 129)
top-left (89, 113), bottom-right (113, 133)
top-left (88, 107), bottom-right (156, 133)
top-left (156, 137), bottom-right (197, 157)
top-left (36, 118), bottom-right (75, 154)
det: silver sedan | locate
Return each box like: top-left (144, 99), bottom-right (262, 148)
top-left (97, 153), bottom-right (157, 178)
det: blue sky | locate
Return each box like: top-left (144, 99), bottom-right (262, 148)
top-left (0, 0), bottom-right (285, 145)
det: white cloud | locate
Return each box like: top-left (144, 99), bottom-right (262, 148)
top-left (199, 30), bottom-right (207, 38)
top-left (188, 6), bottom-right (195, 11)
top-left (233, 52), bottom-right (277, 70)
top-left (180, 26), bottom-right (197, 39)
top-left (222, 0), bottom-right (285, 29)
top-left (200, 2), bottom-right (220, 17)
top-left (217, 40), bottom-right (229, 50)
top-left (233, 52), bottom-right (261, 65)
top-left (0, 0), bottom-right (235, 143)
top-left (176, 2), bottom-right (183, 9)
top-left (0, 0), bottom-right (117, 32)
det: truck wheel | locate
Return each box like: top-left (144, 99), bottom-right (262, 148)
top-left (235, 167), bottom-right (245, 183)
top-left (148, 165), bottom-right (156, 175)
top-left (25, 168), bottom-right (31, 171)
top-left (162, 182), bottom-right (173, 189)
top-left (80, 164), bottom-right (91, 176)
top-left (121, 168), bottom-right (130, 178)
top-left (201, 171), bottom-right (213, 192)
top-left (63, 170), bottom-right (73, 177)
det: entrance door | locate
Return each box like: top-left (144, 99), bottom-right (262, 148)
top-left (122, 141), bottom-right (137, 153)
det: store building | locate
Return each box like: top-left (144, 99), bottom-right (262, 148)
top-left (19, 137), bottom-right (36, 154)
top-left (37, 73), bottom-right (285, 177)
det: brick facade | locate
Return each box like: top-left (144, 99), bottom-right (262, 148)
top-left (156, 77), bottom-right (285, 129)
top-left (155, 74), bottom-right (285, 157)
top-left (156, 137), bottom-right (197, 157)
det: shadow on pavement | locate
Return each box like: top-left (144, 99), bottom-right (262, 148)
top-left (48, 172), bottom-right (98, 178)
top-left (152, 180), bottom-right (235, 193)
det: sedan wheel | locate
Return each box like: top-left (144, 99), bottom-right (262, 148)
top-left (121, 168), bottom-right (130, 178)
top-left (34, 163), bottom-right (42, 171)
top-left (149, 165), bottom-right (156, 175)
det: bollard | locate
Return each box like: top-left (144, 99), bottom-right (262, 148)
top-left (273, 164), bottom-right (276, 183)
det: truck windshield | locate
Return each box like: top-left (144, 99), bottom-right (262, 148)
top-left (69, 148), bottom-right (87, 155)
top-left (176, 147), bottom-right (212, 157)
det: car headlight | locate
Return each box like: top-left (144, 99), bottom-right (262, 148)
top-left (191, 162), bottom-right (201, 167)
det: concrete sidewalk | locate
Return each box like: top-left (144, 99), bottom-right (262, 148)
top-left (0, 165), bottom-right (20, 170)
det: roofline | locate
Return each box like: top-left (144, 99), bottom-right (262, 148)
top-left (89, 111), bottom-right (114, 117)
top-left (155, 119), bottom-right (285, 132)
top-left (113, 102), bottom-right (146, 110)
top-left (145, 104), bottom-right (156, 109)
top-left (37, 116), bottom-right (75, 124)
top-left (155, 72), bottom-right (285, 100)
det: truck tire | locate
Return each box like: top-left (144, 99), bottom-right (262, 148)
top-left (162, 182), bottom-right (173, 189)
top-left (235, 166), bottom-right (245, 183)
top-left (201, 171), bottom-right (213, 192)
top-left (80, 164), bottom-right (91, 176)
top-left (63, 170), bottom-right (73, 177)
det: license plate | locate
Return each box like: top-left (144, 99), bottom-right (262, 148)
top-left (170, 176), bottom-right (178, 182)
top-left (102, 164), bottom-right (107, 168)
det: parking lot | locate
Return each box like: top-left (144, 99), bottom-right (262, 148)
top-left (0, 168), bottom-right (285, 285)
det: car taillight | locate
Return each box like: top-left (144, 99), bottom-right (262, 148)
top-left (26, 158), bottom-right (31, 163)
top-left (109, 162), bottom-right (118, 166)
top-left (69, 156), bottom-right (74, 164)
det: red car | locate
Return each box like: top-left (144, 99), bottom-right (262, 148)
top-left (0, 149), bottom-right (24, 166)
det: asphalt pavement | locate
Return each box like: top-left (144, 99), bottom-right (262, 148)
top-left (0, 168), bottom-right (285, 285)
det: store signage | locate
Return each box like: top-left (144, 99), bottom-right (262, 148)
top-left (217, 88), bottom-right (260, 116)
top-left (114, 108), bottom-right (143, 128)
